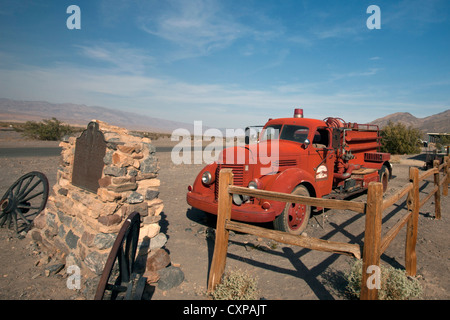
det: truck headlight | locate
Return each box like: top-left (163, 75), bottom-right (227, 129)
top-left (248, 181), bottom-right (257, 189)
top-left (248, 179), bottom-right (262, 190)
top-left (201, 171), bottom-right (214, 185)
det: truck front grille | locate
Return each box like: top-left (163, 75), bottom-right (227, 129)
top-left (214, 164), bottom-right (244, 199)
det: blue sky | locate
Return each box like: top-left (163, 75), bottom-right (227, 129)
top-left (0, 0), bottom-right (449, 129)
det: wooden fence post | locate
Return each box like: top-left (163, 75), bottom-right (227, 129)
top-left (405, 167), bottom-right (419, 276)
top-left (444, 156), bottom-right (449, 197)
top-left (433, 160), bottom-right (441, 220)
top-left (207, 169), bottom-right (233, 293)
top-left (360, 182), bottom-right (383, 300)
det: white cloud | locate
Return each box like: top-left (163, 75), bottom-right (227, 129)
top-left (74, 42), bottom-right (155, 74)
top-left (138, 0), bottom-right (249, 59)
top-left (0, 62), bottom-right (443, 128)
top-left (330, 68), bottom-right (381, 81)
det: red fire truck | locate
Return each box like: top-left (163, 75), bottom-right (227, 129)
top-left (187, 109), bottom-right (391, 235)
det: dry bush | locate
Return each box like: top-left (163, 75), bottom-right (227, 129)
top-left (346, 259), bottom-right (422, 300)
top-left (211, 269), bottom-right (260, 300)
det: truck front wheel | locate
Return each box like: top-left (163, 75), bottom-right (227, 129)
top-left (273, 185), bottom-right (310, 235)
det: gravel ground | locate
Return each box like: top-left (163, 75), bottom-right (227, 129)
top-left (0, 130), bottom-right (449, 300)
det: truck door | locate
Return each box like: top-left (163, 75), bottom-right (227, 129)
top-left (308, 127), bottom-right (335, 196)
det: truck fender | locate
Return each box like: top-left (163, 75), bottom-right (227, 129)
top-left (262, 168), bottom-right (318, 214)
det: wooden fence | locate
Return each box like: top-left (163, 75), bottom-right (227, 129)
top-left (207, 156), bottom-right (449, 300)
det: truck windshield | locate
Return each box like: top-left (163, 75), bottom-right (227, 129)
top-left (260, 125), bottom-right (282, 141)
top-left (280, 125), bottom-right (309, 143)
top-left (260, 124), bottom-right (309, 144)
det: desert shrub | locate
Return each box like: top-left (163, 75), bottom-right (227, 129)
top-left (21, 117), bottom-right (74, 141)
top-left (345, 259), bottom-right (422, 300)
top-left (211, 269), bottom-right (260, 300)
top-left (381, 121), bottom-right (422, 154)
top-left (136, 131), bottom-right (171, 141)
top-left (435, 135), bottom-right (450, 152)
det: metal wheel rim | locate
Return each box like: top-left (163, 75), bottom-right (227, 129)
top-left (287, 202), bottom-right (307, 231)
top-left (0, 171), bottom-right (49, 234)
top-left (94, 212), bottom-right (144, 300)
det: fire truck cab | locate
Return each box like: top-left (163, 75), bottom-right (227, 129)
top-left (187, 109), bottom-right (391, 235)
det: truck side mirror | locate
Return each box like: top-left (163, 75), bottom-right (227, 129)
top-left (303, 139), bottom-right (310, 149)
top-left (244, 127), bottom-right (250, 145)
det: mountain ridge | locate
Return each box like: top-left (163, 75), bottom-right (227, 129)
top-left (370, 109), bottom-right (450, 133)
top-left (1, 98), bottom-right (448, 134)
top-left (0, 98), bottom-right (193, 133)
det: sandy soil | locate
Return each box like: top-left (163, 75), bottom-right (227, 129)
top-left (0, 130), bottom-right (448, 300)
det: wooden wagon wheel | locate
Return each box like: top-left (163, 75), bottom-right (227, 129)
top-left (0, 171), bottom-right (49, 236)
top-left (94, 211), bottom-right (147, 300)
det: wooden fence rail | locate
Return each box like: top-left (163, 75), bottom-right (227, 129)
top-left (207, 156), bottom-right (449, 300)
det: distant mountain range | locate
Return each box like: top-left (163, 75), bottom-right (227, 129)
top-left (370, 109), bottom-right (450, 134)
top-left (0, 98), bottom-right (193, 133)
top-left (0, 98), bottom-right (448, 134)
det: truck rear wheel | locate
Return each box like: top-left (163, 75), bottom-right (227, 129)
top-left (273, 185), bottom-right (310, 235)
top-left (380, 165), bottom-right (389, 193)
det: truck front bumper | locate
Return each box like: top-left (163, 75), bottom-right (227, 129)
top-left (187, 191), bottom-right (278, 223)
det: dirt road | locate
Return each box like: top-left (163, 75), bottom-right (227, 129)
top-left (0, 131), bottom-right (449, 300)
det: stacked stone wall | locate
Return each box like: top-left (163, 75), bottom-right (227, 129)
top-left (31, 120), bottom-right (166, 282)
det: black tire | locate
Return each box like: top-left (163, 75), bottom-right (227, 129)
top-left (379, 165), bottom-right (389, 193)
top-left (273, 185), bottom-right (310, 235)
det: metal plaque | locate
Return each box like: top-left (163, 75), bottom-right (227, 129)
top-left (72, 122), bottom-right (107, 193)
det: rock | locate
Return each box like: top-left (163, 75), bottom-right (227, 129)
top-left (141, 156), bottom-right (159, 174)
top-left (142, 142), bottom-right (156, 153)
top-left (36, 255), bottom-right (50, 266)
top-left (103, 150), bottom-right (113, 165)
top-left (112, 151), bottom-right (134, 167)
top-left (103, 166), bottom-right (126, 177)
top-left (157, 266), bottom-right (184, 290)
top-left (33, 213), bottom-right (47, 230)
top-left (150, 233), bottom-right (167, 250)
top-left (45, 263), bottom-right (65, 277)
top-left (93, 233), bottom-right (116, 250)
top-left (57, 187), bottom-right (68, 196)
top-left (111, 176), bottom-right (133, 184)
top-left (98, 176), bottom-right (112, 188)
top-left (57, 210), bottom-right (73, 226)
top-left (65, 230), bottom-right (79, 249)
top-left (117, 144), bottom-right (138, 154)
top-left (107, 182), bottom-right (138, 193)
top-left (142, 215), bottom-right (161, 224)
top-left (121, 202), bottom-right (148, 217)
top-left (138, 223), bottom-right (160, 242)
top-left (126, 191), bottom-right (144, 204)
top-left (146, 249), bottom-right (171, 272)
top-left (85, 251), bottom-right (108, 275)
top-left (97, 188), bottom-right (121, 202)
top-left (32, 273), bottom-right (41, 280)
top-left (137, 178), bottom-right (160, 189)
top-left (145, 190), bottom-right (160, 201)
top-left (143, 270), bottom-right (160, 284)
top-left (98, 214), bottom-right (122, 227)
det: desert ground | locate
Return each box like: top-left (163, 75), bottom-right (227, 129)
top-left (0, 130), bottom-right (449, 300)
